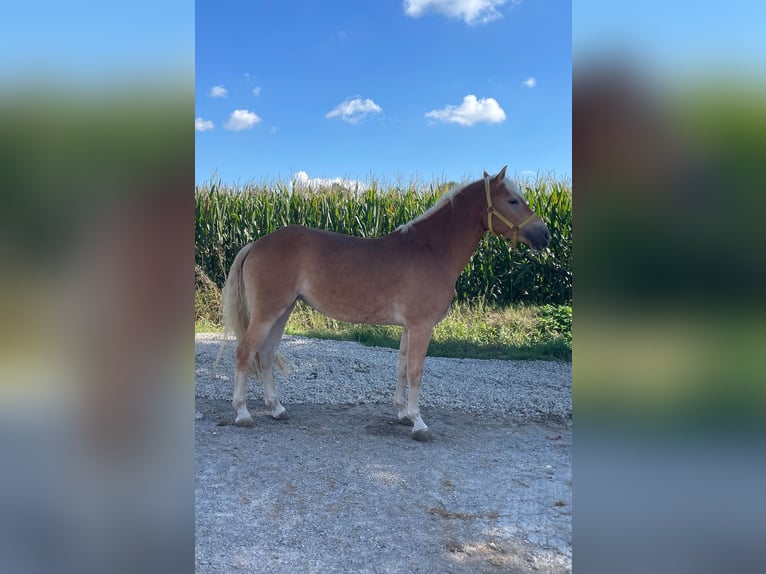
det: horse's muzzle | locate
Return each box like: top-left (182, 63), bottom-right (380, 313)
top-left (524, 223), bottom-right (551, 251)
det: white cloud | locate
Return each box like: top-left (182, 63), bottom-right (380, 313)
top-left (325, 97), bottom-right (382, 124)
top-left (252, 86), bottom-right (262, 96)
top-left (224, 109), bottom-right (261, 131)
top-left (210, 85), bottom-right (228, 98)
top-left (404, 0), bottom-right (507, 25)
top-left (195, 118), bottom-right (215, 132)
top-left (292, 171), bottom-right (370, 193)
top-left (425, 95), bottom-right (506, 126)
top-left (522, 76), bottom-right (536, 88)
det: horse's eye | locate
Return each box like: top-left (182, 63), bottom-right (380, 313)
top-left (509, 198), bottom-right (518, 205)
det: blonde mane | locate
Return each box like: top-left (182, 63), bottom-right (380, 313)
top-left (396, 177), bottom-right (522, 233)
top-left (396, 181), bottom-right (470, 233)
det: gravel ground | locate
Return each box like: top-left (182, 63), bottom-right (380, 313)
top-left (195, 333), bottom-right (572, 573)
top-left (195, 333), bottom-right (571, 420)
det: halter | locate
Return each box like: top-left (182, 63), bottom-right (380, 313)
top-left (484, 176), bottom-right (537, 250)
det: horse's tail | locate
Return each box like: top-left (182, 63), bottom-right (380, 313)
top-left (222, 243), bottom-right (253, 343)
top-left (214, 243), bottom-right (290, 376)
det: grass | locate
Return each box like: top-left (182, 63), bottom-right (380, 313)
top-left (195, 299), bottom-right (571, 362)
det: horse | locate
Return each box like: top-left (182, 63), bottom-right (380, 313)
top-left (221, 166), bottom-right (550, 441)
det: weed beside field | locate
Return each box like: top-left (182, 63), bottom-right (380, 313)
top-left (284, 301), bottom-right (571, 361)
top-left (195, 289), bottom-right (571, 362)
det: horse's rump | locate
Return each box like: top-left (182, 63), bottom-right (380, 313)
top-left (220, 242), bottom-right (289, 375)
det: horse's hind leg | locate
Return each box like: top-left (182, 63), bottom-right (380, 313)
top-left (232, 313), bottom-right (284, 426)
top-left (258, 303), bottom-right (294, 420)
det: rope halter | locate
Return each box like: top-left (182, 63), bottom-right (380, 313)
top-left (484, 175), bottom-right (537, 251)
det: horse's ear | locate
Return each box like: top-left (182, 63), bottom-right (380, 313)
top-left (495, 166), bottom-right (508, 180)
top-left (483, 170), bottom-right (489, 178)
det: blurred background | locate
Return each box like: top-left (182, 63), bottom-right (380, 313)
top-left (573, 1), bottom-right (766, 573)
top-left (0, 2), bottom-right (193, 573)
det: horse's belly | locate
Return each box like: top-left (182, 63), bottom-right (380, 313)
top-left (298, 281), bottom-right (403, 326)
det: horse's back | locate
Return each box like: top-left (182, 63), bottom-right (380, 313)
top-left (252, 224), bottom-right (395, 262)
top-left (244, 225), bottom-right (367, 283)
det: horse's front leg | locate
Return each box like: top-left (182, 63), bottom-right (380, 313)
top-left (394, 327), bottom-right (409, 423)
top-left (404, 324), bottom-right (434, 441)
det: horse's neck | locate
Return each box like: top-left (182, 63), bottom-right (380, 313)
top-left (409, 184), bottom-right (486, 278)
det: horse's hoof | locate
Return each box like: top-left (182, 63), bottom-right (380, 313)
top-left (412, 429), bottom-right (433, 442)
top-left (234, 416), bottom-right (254, 427)
top-left (398, 416), bottom-right (413, 426)
top-left (272, 411), bottom-right (290, 421)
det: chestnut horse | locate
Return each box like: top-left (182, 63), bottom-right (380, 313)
top-left (222, 166), bottom-right (550, 440)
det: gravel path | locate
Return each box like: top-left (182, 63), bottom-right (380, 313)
top-left (195, 333), bottom-right (572, 573)
top-left (195, 333), bottom-right (571, 420)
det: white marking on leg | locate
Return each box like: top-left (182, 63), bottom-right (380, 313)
top-left (411, 415), bottom-right (428, 433)
top-left (271, 403), bottom-right (286, 419)
top-left (407, 399), bottom-right (427, 432)
top-left (395, 329), bottom-right (408, 419)
top-left (232, 368), bottom-right (252, 423)
top-left (261, 356), bottom-right (287, 420)
top-left (404, 325), bottom-right (432, 435)
top-left (235, 405), bottom-right (252, 423)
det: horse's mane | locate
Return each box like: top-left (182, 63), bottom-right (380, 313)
top-left (396, 180), bottom-right (472, 234)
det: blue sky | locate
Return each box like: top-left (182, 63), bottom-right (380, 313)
top-left (0, 0), bottom-right (193, 80)
top-left (573, 0), bottom-right (766, 80)
top-left (196, 0), bottom-right (571, 186)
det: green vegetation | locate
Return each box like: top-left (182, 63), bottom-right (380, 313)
top-left (195, 177), bottom-right (571, 306)
top-left (283, 301), bottom-right (571, 361)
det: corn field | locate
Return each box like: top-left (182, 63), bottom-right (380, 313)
top-left (195, 179), bottom-right (572, 306)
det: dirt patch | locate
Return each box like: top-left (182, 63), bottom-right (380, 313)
top-left (195, 398), bottom-right (571, 573)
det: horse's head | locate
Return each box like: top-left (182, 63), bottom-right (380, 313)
top-left (482, 166), bottom-right (550, 251)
